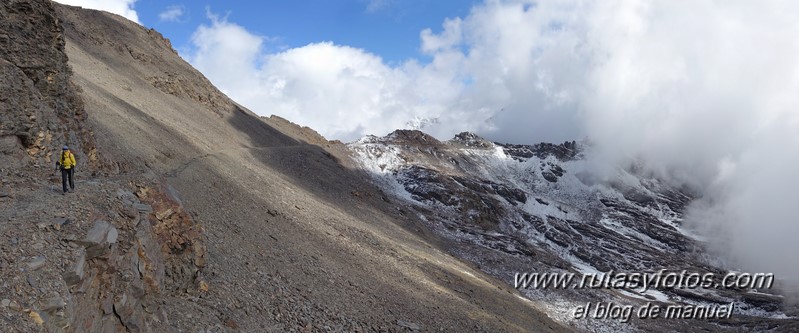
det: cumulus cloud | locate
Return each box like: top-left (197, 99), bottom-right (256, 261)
top-left (188, 12), bottom-right (469, 140)
top-left (187, 1), bottom-right (799, 285)
top-left (159, 5), bottom-right (185, 22)
top-left (53, 0), bottom-right (139, 23)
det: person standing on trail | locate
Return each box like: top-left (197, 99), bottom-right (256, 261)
top-left (56, 146), bottom-right (76, 194)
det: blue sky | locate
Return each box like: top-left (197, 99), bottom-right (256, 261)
top-left (134, 0), bottom-right (478, 65)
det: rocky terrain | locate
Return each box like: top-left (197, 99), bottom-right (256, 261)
top-left (350, 130), bottom-right (799, 332)
top-left (3, 1), bottom-right (796, 332)
top-left (0, 1), bottom-right (567, 332)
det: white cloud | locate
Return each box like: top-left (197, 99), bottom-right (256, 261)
top-left (53, 0), bottom-right (139, 23)
top-left (420, 18), bottom-right (463, 54)
top-left (188, 13), bottom-right (468, 141)
top-left (187, 1), bottom-right (799, 286)
top-left (159, 5), bottom-right (185, 22)
top-left (364, 0), bottom-right (394, 13)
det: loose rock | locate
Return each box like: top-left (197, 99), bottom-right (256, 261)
top-left (37, 217), bottom-right (72, 230)
top-left (28, 256), bottom-right (46, 271)
top-left (397, 319), bottom-right (421, 331)
top-left (76, 220), bottom-right (118, 259)
top-left (63, 249), bottom-right (86, 286)
top-left (41, 297), bottom-right (66, 312)
top-left (8, 300), bottom-right (21, 311)
top-left (134, 203), bottom-right (152, 213)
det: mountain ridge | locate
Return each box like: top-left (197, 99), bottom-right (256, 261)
top-left (2, 1), bottom-right (796, 332)
top-left (349, 129), bottom-right (798, 332)
top-left (0, 1), bottom-right (567, 332)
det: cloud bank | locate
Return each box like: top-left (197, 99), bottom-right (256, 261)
top-left (53, 0), bottom-right (139, 23)
top-left (191, 1), bottom-right (799, 286)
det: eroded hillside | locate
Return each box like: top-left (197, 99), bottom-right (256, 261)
top-left (0, 1), bottom-right (567, 332)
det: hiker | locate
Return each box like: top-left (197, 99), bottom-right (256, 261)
top-left (56, 145), bottom-right (76, 194)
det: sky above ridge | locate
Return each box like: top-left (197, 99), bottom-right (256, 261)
top-left (90, 0), bottom-right (478, 65)
top-left (53, 0), bottom-right (799, 287)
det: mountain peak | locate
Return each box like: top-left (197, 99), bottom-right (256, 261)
top-left (450, 131), bottom-right (494, 148)
top-left (384, 129), bottom-right (441, 145)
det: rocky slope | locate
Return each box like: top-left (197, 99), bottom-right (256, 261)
top-left (0, 1), bottom-right (567, 332)
top-left (350, 130), bottom-right (799, 332)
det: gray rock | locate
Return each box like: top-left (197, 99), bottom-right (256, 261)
top-left (52, 217), bottom-right (72, 227)
top-left (41, 296), bottom-right (66, 312)
top-left (28, 256), bottom-right (46, 270)
top-left (121, 205), bottom-right (138, 218)
top-left (27, 275), bottom-right (39, 288)
top-left (101, 294), bottom-right (114, 315)
top-left (397, 319), bottom-right (421, 331)
top-left (114, 293), bottom-right (146, 331)
top-left (1, 299), bottom-right (10, 307)
top-left (106, 227), bottom-right (118, 244)
top-left (7, 300), bottom-right (21, 311)
top-left (134, 203), bottom-right (153, 213)
top-left (62, 249), bottom-right (86, 286)
top-left (76, 220), bottom-right (118, 259)
top-left (101, 314), bottom-right (121, 333)
top-left (116, 189), bottom-right (135, 201)
top-left (86, 245), bottom-right (110, 260)
top-left (37, 217), bottom-right (71, 230)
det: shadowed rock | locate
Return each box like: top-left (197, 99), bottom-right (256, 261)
top-left (76, 220), bottom-right (118, 259)
top-left (62, 249), bottom-right (86, 286)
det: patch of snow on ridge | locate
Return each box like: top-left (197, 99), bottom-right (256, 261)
top-left (350, 141), bottom-right (403, 174)
top-left (350, 138), bottom-right (413, 201)
top-left (599, 217), bottom-right (669, 249)
top-left (347, 133), bottom-right (792, 330)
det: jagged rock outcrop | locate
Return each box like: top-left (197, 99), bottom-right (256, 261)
top-left (384, 129), bottom-right (441, 146)
top-left (450, 131), bottom-right (494, 148)
top-left (0, 0), bottom-right (96, 170)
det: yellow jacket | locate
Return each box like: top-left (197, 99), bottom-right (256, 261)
top-left (60, 150), bottom-right (76, 169)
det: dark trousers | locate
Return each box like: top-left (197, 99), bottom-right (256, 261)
top-left (61, 168), bottom-right (74, 193)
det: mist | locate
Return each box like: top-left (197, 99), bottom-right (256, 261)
top-left (566, 0), bottom-right (799, 287)
top-left (185, 0), bottom-right (799, 288)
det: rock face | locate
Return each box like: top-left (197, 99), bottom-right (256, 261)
top-left (0, 0), bottom-right (96, 169)
top-left (76, 220), bottom-right (118, 258)
top-left (59, 183), bottom-right (205, 333)
top-left (350, 131), bottom-right (799, 332)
